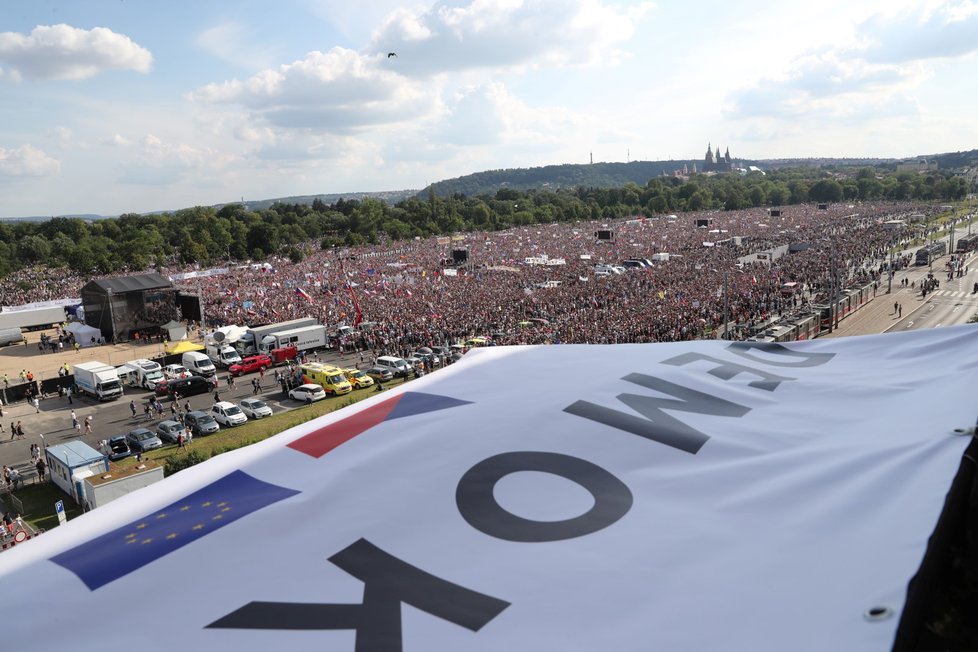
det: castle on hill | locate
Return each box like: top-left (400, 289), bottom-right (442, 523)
top-left (703, 142), bottom-right (733, 172)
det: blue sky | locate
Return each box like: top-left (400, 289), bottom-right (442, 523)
top-left (1, 0), bottom-right (977, 217)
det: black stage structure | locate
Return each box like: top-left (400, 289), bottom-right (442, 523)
top-left (81, 273), bottom-right (179, 343)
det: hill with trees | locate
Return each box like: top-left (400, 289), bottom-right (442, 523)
top-left (0, 162), bottom-right (971, 286)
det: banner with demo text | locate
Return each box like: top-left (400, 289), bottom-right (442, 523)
top-left (3, 325), bottom-right (977, 651)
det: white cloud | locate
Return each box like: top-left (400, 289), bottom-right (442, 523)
top-left (401, 81), bottom-right (593, 155)
top-left (366, 0), bottom-right (654, 76)
top-left (725, 53), bottom-right (922, 119)
top-left (116, 134), bottom-right (234, 186)
top-left (0, 24), bottom-right (152, 81)
top-left (860, 2), bottom-right (978, 63)
top-left (0, 144), bottom-right (60, 177)
top-left (196, 22), bottom-right (281, 70)
top-left (52, 126), bottom-right (78, 148)
top-left (721, 3), bottom-right (977, 123)
top-left (106, 133), bottom-right (132, 147)
top-left (191, 46), bottom-right (437, 132)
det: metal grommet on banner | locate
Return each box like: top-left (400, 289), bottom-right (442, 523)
top-left (863, 606), bottom-right (894, 622)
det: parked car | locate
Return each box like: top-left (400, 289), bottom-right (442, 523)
top-left (412, 351), bottom-right (440, 367)
top-left (288, 383), bottom-right (327, 403)
top-left (163, 364), bottom-right (191, 380)
top-left (239, 397), bottom-right (273, 419)
top-left (166, 375), bottom-right (211, 398)
top-left (153, 378), bottom-right (170, 396)
top-left (375, 355), bottom-right (412, 378)
top-left (365, 366), bottom-right (394, 383)
top-left (211, 401), bottom-right (248, 427)
top-left (342, 367), bottom-right (374, 389)
top-left (229, 354), bottom-right (273, 377)
top-left (126, 427), bottom-right (163, 452)
top-left (430, 345), bottom-right (452, 362)
top-left (184, 410), bottom-right (220, 437)
top-left (405, 354), bottom-right (425, 370)
top-left (107, 435), bottom-right (131, 461)
top-left (156, 419), bottom-right (185, 444)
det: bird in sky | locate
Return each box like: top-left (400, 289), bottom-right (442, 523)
top-left (387, 52), bottom-right (397, 58)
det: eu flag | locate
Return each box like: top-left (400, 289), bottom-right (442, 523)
top-left (51, 470), bottom-right (300, 590)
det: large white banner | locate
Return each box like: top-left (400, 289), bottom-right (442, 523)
top-left (3, 325), bottom-right (977, 651)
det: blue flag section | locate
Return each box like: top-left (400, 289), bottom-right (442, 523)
top-left (50, 471), bottom-right (300, 590)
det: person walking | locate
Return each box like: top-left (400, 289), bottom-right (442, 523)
top-left (84, 416), bottom-right (93, 436)
top-left (32, 396), bottom-right (40, 413)
top-left (15, 421), bottom-right (25, 440)
top-left (130, 400), bottom-right (137, 418)
top-left (35, 457), bottom-right (46, 482)
top-left (71, 410), bottom-right (80, 432)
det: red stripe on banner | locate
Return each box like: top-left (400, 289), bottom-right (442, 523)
top-left (287, 395), bottom-right (402, 458)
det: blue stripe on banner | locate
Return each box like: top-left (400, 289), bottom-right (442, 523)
top-left (50, 470), bottom-right (300, 590)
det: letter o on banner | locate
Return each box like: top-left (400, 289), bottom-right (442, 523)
top-left (456, 451), bottom-right (633, 542)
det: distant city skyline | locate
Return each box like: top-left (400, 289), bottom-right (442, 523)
top-left (1, 0), bottom-right (976, 218)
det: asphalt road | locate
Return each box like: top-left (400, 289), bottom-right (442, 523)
top-left (0, 348), bottom-right (372, 477)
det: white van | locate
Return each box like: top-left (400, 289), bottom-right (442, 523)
top-left (182, 351), bottom-right (217, 378)
top-left (376, 355), bottom-right (412, 378)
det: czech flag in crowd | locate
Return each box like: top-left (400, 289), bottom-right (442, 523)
top-left (295, 287), bottom-right (313, 303)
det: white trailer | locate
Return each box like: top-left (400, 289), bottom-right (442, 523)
top-left (258, 324), bottom-right (328, 354)
top-left (74, 361), bottom-right (124, 401)
top-left (242, 318), bottom-right (320, 354)
top-left (0, 305), bottom-right (66, 331)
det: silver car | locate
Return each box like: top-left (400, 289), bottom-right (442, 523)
top-left (239, 397), bottom-right (273, 419)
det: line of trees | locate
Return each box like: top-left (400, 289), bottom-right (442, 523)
top-left (0, 166), bottom-right (969, 279)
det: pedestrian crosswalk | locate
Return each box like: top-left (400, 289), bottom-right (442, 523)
top-left (929, 289), bottom-right (978, 298)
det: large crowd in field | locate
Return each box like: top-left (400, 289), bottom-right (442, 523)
top-left (1, 201), bottom-right (948, 355)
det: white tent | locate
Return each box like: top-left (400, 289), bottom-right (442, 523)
top-left (161, 320), bottom-right (187, 342)
top-left (65, 320), bottom-right (102, 347)
top-left (2, 325), bottom-right (977, 650)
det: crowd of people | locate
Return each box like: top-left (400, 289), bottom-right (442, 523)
top-left (167, 200), bottom-right (943, 352)
top-left (1, 201), bottom-right (952, 357)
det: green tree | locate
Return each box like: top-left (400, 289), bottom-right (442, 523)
top-left (16, 235), bottom-right (52, 264)
top-left (809, 179), bottom-right (844, 203)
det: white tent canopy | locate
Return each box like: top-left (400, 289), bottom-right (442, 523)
top-left (65, 320), bottom-right (102, 347)
top-left (2, 325), bottom-right (977, 650)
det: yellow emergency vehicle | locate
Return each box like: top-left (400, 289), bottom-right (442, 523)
top-left (300, 362), bottom-right (353, 396)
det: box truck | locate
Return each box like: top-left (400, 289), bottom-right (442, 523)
top-left (257, 324), bottom-right (328, 354)
top-left (238, 318), bottom-right (321, 355)
top-left (74, 361), bottom-right (124, 401)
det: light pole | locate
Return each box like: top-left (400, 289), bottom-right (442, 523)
top-left (723, 270), bottom-right (730, 340)
top-left (106, 288), bottom-right (117, 344)
top-left (887, 241), bottom-right (895, 294)
top-left (950, 218), bottom-right (956, 258)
